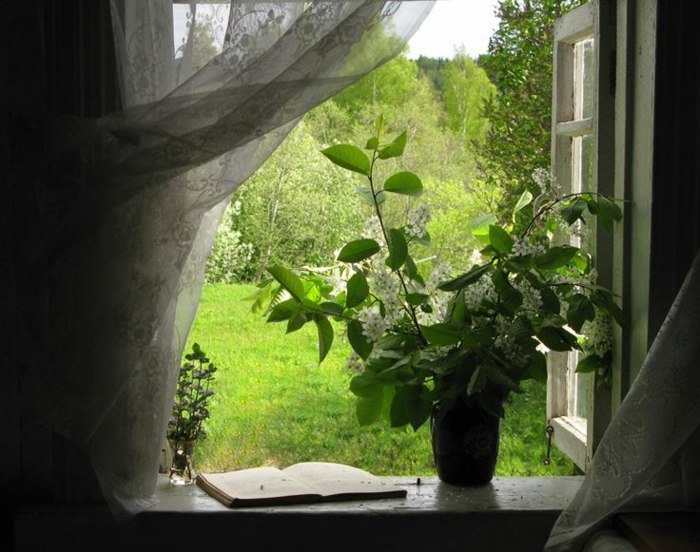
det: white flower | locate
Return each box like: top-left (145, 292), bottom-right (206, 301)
top-left (426, 263), bottom-right (452, 293)
top-left (532, 168), bottom-right (552, 193)
top-left (405, 204), bottom-right (431, 238)
top-left (464, 275), bottom-right (497, 311)
top-left (358, 306), bottom-right (387, 343)
top-left (512, 239), bottom-right (546, 258)
top-left (344, 352), bottom-right (365, 376)
top-left (581, 314), bottom-right (613, 357)
top-left (361, 215), bottom-right (385, 245)
top-left (513, 278), bottom-right (543, 312)
top-left (382, 295), bottom-right (405, 326)
top-left (370, 269), bottom-right (398, 300)
top-left (469, 249), bottom-right (483, 267)
top-left (493, 316), bottom-right (528, 367)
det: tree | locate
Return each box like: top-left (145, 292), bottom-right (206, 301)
top-left (233, 121), bottom-right (367, 281)
top-left (476, 0), bottom-right (587, 222)
top-left (438, 48), bottom-right (495, 144)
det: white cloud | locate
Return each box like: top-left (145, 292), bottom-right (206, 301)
top-left (407, 0), bottom-right (500, 59)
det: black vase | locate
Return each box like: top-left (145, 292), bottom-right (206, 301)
top-left (430, 398), bottom-right (500, 485)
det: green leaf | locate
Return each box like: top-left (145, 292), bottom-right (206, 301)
top-left (365, 137), bottom-right (379, 150)
top-left (439, 264), bottom-right (490, 292)
top-left (492, 270), bottom-right (523, 313)
top-left (403, 255), bottom-right (418, 279)
top-left (488, 225), bottom-right (514, 255)
top-left (386, 228), bottom-right (408, 270)
top-left (356, 395), bottom-right (384, 426)
top-left (346, 272), bottom-right (369, 309)
top-left (566, 294), bottom-right (596, 332)
top-left (539, 285), bottom-right (561, 314)
top-left (378, 131), bottom-right (407, 159)
top-left (512, 190), bottom-right (534, 221)
top-left (528, 352), bottom-right (547, 382)
top-left (286, 308), bottom-right (308, 334)
top-left (467, 365), bottom-right (485, 395)
top-left (471, 214), bottom-right (498, 244)
top-left (484, 364), bottom-right (523, 393)
top-left (357, 186), bottom-right (385, 206)
top-left (475, 387), bottom-right (506, 418)
top-left (572, 251), bottom-right (590, 273)
top-left (592, 291), bottom-right (624, 327)
top-left (383, 171), bottom-right (423, 196)
top-left (320, 302), bottom-right (345, 317)
top-left (536, 326), bottom-right (579, 352)
top-left (560, 198), bottom-right (588, 225)
top-left (509, 316), bottom-right (534, 341)
top-left (347, 319), bottom-right (373, 361)
top-left (321, 144), bottom-right (370, 175)
top-left (414, 231), bottom-right (431, 247)
top-left (576, 354), bottom-right (605, 374)
top-left (349, 373), bottom-right (382, 399)
top-left (266, 298), bottom-right (298, 323)
top-left (420, 323), bottom-right (462, 346)
top-left (405, 293), bottom-right (430, 306)
top-left (267, 265), bottom-right (305, 301)
top-left (375, 115), bottom-right (384, 139)
top-left (597, 196), bottom-right (623, 233)
top-left (535, 245), bottom-right (579, 270)
top-left (337, 239), bottom-right (381, 263)
top-left (390, 385), bottom-right (432, 430)
top-left (243, 281), bottom-right (273, 314)
top-left (313, 314), bottom-right (334, 362)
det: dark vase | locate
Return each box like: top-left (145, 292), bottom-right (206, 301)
top-left (430, 398), bottom-right (500, 485)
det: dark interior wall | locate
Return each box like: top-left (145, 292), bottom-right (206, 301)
top-left (4, 0), bottom-right (119, 527)
top-left (649, 0), bottom-right (700, 339)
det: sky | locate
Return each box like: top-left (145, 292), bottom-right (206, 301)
top-left (407, 0), bottom-right (501, 59)
top-left (173, 1), bottom-right (501, 60)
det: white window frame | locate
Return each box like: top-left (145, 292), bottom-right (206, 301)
top-left (548, 0), bottom-right (615, 471)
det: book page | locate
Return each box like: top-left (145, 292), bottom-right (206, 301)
top-left (282, 462), bottom-right (406, 499)
top-left (198, 467), bottom-right (321, 505)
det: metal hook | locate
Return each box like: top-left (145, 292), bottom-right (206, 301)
top-left (543, 424), bottom-right (554, 465)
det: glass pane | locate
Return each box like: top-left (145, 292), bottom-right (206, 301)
top-left (574, 38), bottom-right (595, 120)
top-left (173, 3), bottom-right (231, 60)
top-left (568, 133), bottom-right (595, 420)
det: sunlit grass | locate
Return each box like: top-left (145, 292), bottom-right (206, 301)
top-left (188, 283), bottom-right (575, 476)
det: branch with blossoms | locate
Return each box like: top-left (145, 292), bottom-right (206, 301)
top-left (251, 119), bottom-right (623, 431)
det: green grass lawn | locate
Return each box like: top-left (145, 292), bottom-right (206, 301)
top-left (187, 283), bottom-right (576, 476)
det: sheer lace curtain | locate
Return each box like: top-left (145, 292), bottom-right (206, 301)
top-left (24, 0), bottom-right (434, 516)
top-left (546, 250), bottom-right (700, 551)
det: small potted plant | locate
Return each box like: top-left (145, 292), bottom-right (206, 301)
top-left (250, 119), bottom-right (622, 485)
top-left (167, 343), bottom-right (217, 485)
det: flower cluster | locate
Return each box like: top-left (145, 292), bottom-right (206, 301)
top-left (358, 305), bottom-right (388, 343)
top-left (406, 204), bottom-right (431, 238)
top-left (259, 123), bottom-right (622, 431)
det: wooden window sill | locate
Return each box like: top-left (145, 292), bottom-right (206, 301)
top-left (15, 475), bottom-right (583, 552)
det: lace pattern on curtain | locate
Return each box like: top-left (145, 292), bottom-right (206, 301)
top-left (26, 0), bottom-right (434, 516)
top-left (546, 250), bottom-right (700, 550)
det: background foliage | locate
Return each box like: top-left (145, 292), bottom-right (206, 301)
top-left (477, 0), bottom-right (587, 223)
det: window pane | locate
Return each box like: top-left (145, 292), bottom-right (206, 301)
top-left (569, 133), bottom-right (595, 419)
top-left (574, 38), bottom-right (595, 120)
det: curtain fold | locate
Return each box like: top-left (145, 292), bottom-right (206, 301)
top-left (25, 0), bottom-right (434, 516)
top-left (546, 250), bottom-right (700, 551)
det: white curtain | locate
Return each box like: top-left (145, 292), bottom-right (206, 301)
top-left (546, 250), bottom-right (700, 550)
top-left (24, 0), bottom-right (434, 516)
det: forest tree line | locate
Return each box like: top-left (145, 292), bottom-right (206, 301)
top-left (204, 0), bottom-right (586, 284)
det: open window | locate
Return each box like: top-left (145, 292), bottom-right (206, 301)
top-left (547, 0), bottom-right (615, 470)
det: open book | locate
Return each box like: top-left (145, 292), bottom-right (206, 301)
top-left (196, 462), bottom-right (407, 507)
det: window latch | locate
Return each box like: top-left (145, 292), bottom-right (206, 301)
top-left (543, 424), bottom-right (555, 465)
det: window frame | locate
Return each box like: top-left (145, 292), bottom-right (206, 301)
top-left (547, 0), bottom-right (615, 471)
